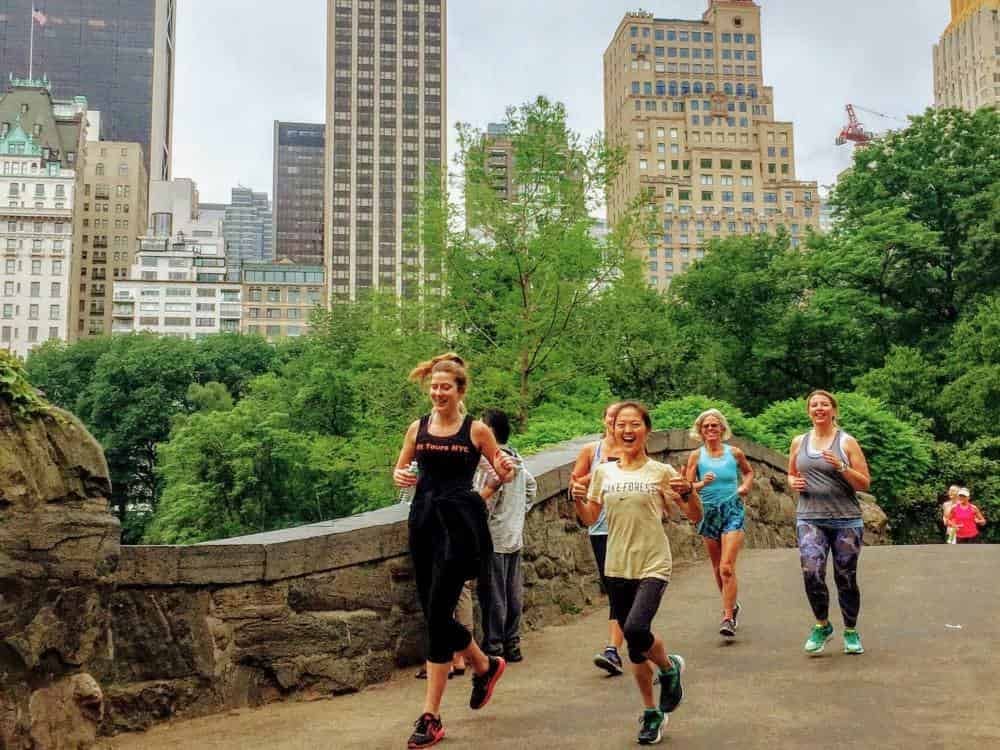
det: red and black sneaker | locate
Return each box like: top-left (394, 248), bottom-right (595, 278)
top-left (469, 655), bottom-right (506, 710)
top-left (407, 713), bottom-right (445, 749)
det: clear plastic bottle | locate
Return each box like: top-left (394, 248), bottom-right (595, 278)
top-left (398, 461), bottom-right (419, 504)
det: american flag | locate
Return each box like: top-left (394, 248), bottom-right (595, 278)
top-left (32, 7), bottom-right (47, 26)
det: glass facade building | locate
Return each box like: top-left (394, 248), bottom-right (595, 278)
top-left (273, 121), bottom-right (324, 266)
top-left (0, 0), bottom-right (175, 179)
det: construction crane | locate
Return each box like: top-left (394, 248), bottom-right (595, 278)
top-left (834, 104), bottom-right (905, 148)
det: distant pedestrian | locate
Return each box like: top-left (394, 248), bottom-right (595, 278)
top-left (683, 409), bottom-right (754, 638)
top-left (576, 402), bottom-right (703, 745)
top-left (394, 353), bottom-right (515, 749)
top-left (474, 409), bottom-right (537, 662)
top-left (570, 402), bottom-right (628, 675)
top-left (787, 390), bottom-right (872, 656)
top-left (942, 485), bottom-right (961, 544)
top-left (946, 488), bottom-right (986, 544)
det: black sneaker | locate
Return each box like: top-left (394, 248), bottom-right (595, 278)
top-left (719, 618), bottom-right (736, 638)
top-left (469, 656), bottom-right (506, 710)
top-left (593, 646), bottom-right (624, 676)
top-left (407, 713), bottom-right (445, 749)
top-left (658, 655), bottom-right (685, 713)
top-left (503, 644), bottom-right (523, 663)
top-left (637, 708), bottom-right (665, 745)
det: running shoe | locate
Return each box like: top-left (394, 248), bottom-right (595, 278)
top-left (843, 629), bottom-right (865, 655)
top-left (804, 623), bottom-right (834, 655)
top-left (504, 643), bottom-right (523, 663)
top-left (637, 708), bottom-right (666, 745)
top-left (719, 618), bottom-right (736, 638)
top-left (407, 713), bottom-right (445, 749)
top-left (469, 655), bottom-right (506, 710)
top-left (594, 646), bottom-right (625, 676)
top-left (658, 654), bottom-right (685, 713)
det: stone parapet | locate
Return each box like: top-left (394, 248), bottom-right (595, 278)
top-left (104, 430), bottom-right (887, 735)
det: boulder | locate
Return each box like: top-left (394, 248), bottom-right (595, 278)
top-left (0, 399), bottom-right (119, 748)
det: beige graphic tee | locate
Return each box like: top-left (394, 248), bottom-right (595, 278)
top-left (587, 459), bottom-right (676, 582)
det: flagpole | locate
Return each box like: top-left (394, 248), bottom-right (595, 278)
top-left (28, 6), bottom-right (34, 80)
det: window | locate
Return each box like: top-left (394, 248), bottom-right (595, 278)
top-left (720, 159), bottom-right (733, 169)
top-left (49, 304), bottom-right (60, 320)
top-left (722, 191), bottom-right (734, 202)
top-left (741, 160), bottom-right (753, 170)
top-left (701, 191), bottom-right (713, 201)
top-left (742, 192), bottom-right (754, 202)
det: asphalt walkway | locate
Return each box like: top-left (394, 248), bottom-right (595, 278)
top-left (108, 545), bottom-right (1000, 750)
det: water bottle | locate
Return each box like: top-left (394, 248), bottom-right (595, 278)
top-left (398, 461), bottom-right (419, 504)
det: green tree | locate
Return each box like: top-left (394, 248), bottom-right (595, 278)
top-left (853, 346), bottom-right (944, 432)
top-left (832, 107), bottom-right (1000, 332)
top-left (937, 295), bottom-right (1000, 442)
top-left (23, 336), bottom-right (115, 414)
top-left (442, 96), bottom-right (630, 426)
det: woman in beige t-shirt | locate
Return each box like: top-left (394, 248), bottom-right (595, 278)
top-left (577, 402), bottom-right (703, 745)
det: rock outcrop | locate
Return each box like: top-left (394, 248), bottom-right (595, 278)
top-left (0, 399), bottom-right (119, 749)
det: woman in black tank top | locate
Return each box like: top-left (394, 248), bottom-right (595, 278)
top-left (393, 353), bottom-right (514, 749)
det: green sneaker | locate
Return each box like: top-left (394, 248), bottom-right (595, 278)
top-left (843, 629), bottom-right (865, 654)
top-left (804, 623), bottom-right (834, 654)
top-left (637, 708), bottom-right (665, 745)
top-left (658, 654), bottom-right (685, 713)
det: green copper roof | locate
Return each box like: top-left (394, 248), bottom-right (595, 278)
top-left (0, 115), bottom-right (42, 156)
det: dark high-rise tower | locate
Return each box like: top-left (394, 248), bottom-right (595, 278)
top-left (0, 0), bottom-right (176, 180)
top-left (273, 121), bottom-right (325, 266)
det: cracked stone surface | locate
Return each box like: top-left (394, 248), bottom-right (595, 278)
top-left (0, 399), bottom-right (119, 749)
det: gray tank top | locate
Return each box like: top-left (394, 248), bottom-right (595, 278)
top-left (795, 430), bottom-right (861, 520)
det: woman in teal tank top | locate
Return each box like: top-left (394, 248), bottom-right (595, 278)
top-left (684, 409), bottom-right (754, 639)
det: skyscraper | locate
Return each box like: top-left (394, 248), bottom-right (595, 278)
top-left (220, 186), bottom-right (273, 266)
top-left (0, 0), bottom-right (176, 181)
top-left (933, 0), bottom-right (1000, 111)
top-left (71, 137), bottom-right (148, 340)
top-left (604, 1), bottom-right (819, 287)
top-left (324, 0), bottom-right (446, 300)
top-left (273, 121), bottom-right (324, 266)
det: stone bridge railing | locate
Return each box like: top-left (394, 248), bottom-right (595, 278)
top-left (103, 430), bottom-right (887, 734)
top-left (0, 403), bottom-right (889, 745)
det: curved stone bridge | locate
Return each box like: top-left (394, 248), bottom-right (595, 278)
top-left (4, 403), bottom-right (918, 750)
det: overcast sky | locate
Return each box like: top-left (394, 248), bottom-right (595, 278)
top-left (174, 0), bottom-right (950, 206)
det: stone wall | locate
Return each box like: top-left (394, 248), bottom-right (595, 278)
top-left (102, 430), bottom-right (887, 735)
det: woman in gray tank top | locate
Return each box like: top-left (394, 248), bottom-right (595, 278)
top-left (787, 390), bottom-right (872, 657)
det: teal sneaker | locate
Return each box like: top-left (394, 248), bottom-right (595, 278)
top-left (658, 654), bottom-right (685, 713)
top-left (843, 629), bottom-right (865, 654)
top-left (804, 623), bottom-right (834, 654)
top-left (637, 708), bottom-right (665, 745)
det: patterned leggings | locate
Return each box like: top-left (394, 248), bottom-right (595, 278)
top-left (796, 521), bottom-right (863, 628)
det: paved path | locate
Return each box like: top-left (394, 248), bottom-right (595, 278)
top-left (108, 546), bottom-right (1000, 750)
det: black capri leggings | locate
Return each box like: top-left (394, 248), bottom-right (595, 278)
top-left (409, 502), bottom-right (475, 664)
top-left (589, 534), bottom-right (614, 620)
top-left (605, 577), bottom-right (669, 664)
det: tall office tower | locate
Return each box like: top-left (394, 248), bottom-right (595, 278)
top-left (273, 121), bottom-right (325, 265)
top-left (465, 122), bottom-right (514, 225)
top-left (0, 77), bottom-right (86, 358)
top-left (0, 0), bottom-right (176, 181)
top-left (934, 0), bottom-right (1000, 111)
top-left (219, 186), bottom-right (273, 266)
top-left (324, 0), bottom-right (446, 300)
top-left (71, 137), bottom-right (148, 339)
top-left (604, 1), bottom-right (820, 287)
